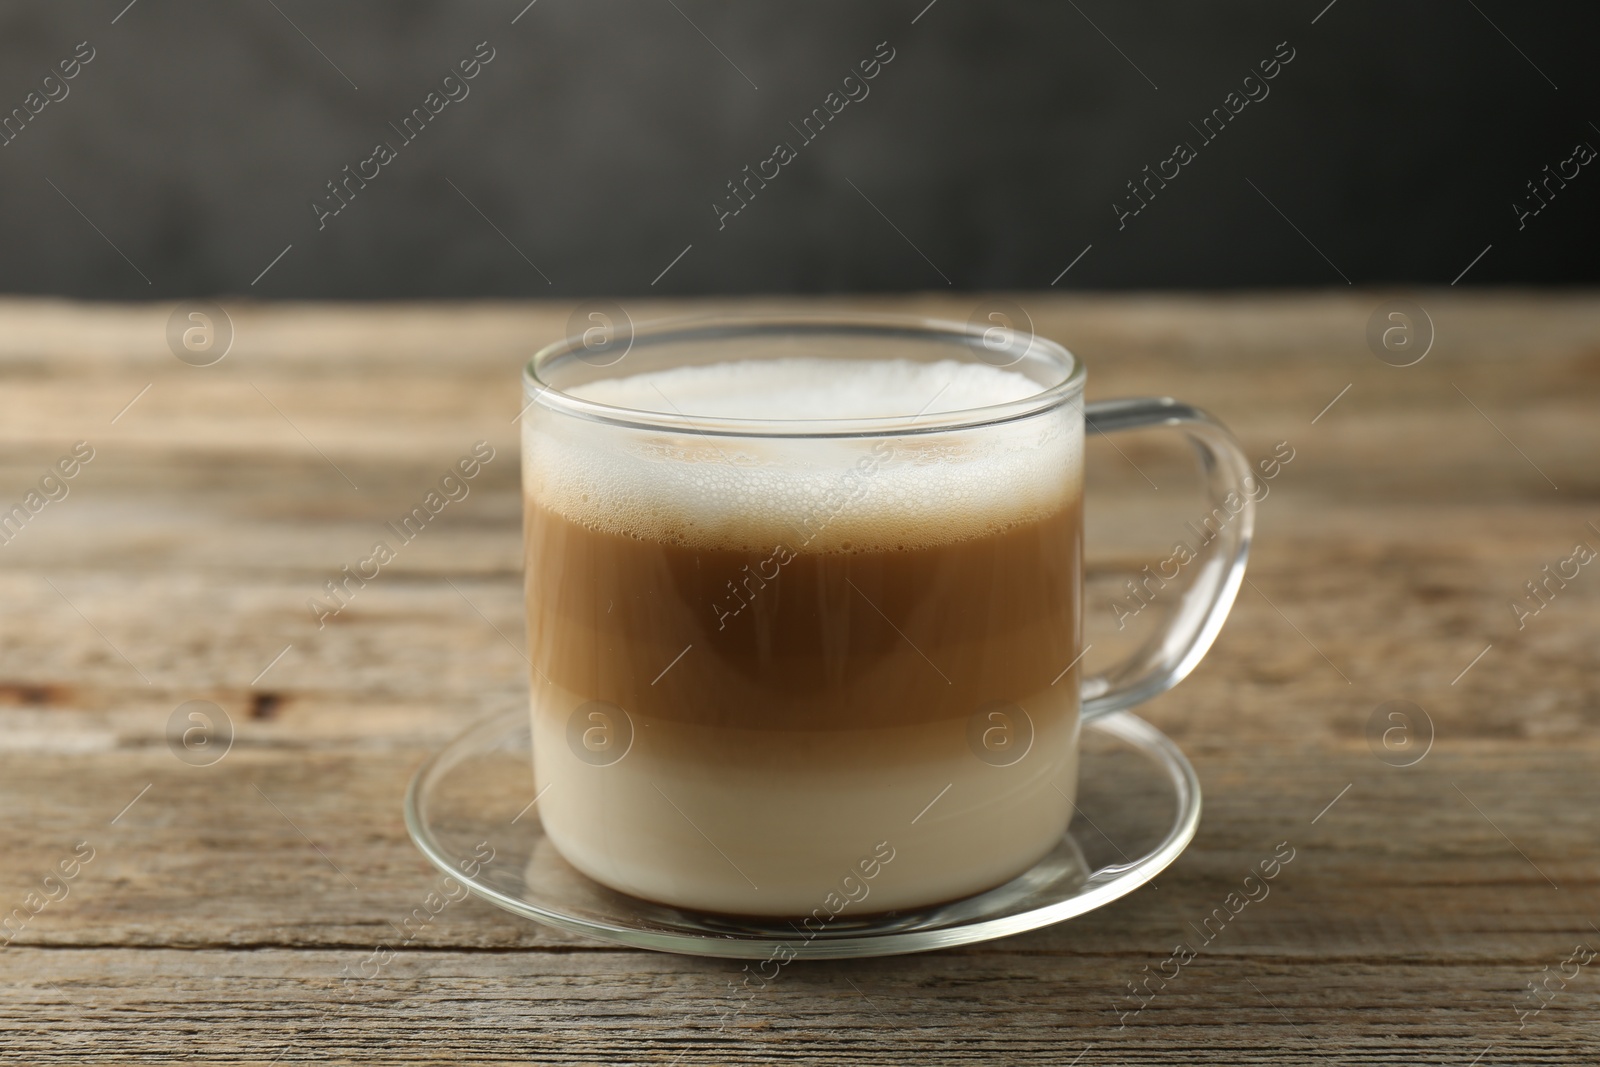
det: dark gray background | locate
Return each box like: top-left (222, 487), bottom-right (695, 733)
top-left (0, 1), bottom-right (1595, 299)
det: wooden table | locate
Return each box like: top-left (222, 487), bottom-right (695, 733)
top-left (2, 293), bottom-right (1596, 1064)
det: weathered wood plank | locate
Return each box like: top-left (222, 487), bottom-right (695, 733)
top-left (3, 948), bottom-right (1596, 1064)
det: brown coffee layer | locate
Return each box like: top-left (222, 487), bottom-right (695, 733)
top-left (523, 497), bottom-right (1081, 731)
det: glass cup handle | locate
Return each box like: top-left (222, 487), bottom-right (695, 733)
top-left (1080, 397), bottom-right (1256, 721)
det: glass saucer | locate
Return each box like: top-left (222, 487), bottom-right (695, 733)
top-left (404, 707), bottom-right (1200, 959)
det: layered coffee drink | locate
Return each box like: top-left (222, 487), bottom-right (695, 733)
top-left (522, 357), bottom-right (1083, 915)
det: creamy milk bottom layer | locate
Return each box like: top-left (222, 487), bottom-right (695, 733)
top-left (531, 685), bottom-right (1079, 916)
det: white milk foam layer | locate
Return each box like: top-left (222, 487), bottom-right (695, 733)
top-left (530, 358), bottom-right (1081, 553)
top-left (577, 357), bottom-right (1041, 419)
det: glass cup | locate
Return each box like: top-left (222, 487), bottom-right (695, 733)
top-left (519, 315), bottom-right (1253, 918)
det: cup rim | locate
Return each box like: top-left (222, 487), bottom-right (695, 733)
top-left (522, 313), bottom-right (1085, 439)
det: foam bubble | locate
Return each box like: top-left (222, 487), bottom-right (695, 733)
top-left (525, 359), bottom-right (1080, 553)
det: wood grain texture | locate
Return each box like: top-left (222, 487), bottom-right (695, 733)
top-left (2, 293), bottom-right (1598, 1064)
